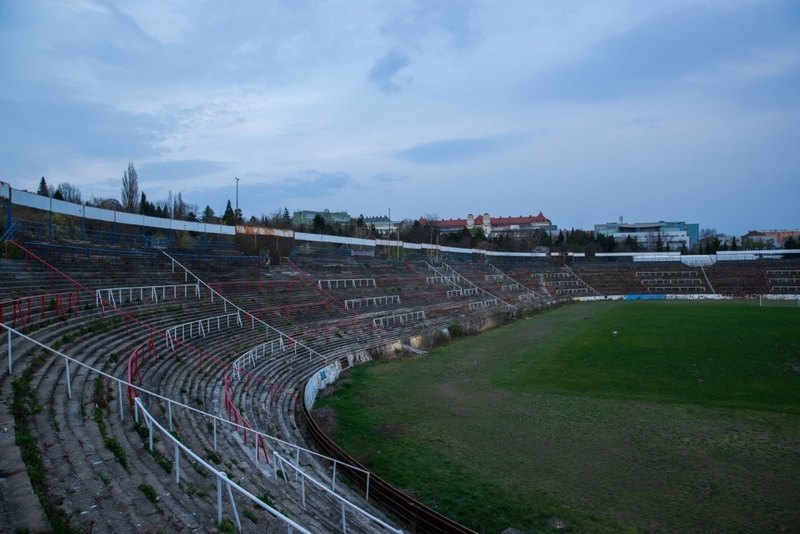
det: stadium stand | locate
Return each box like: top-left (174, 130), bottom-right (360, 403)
top-left (2, 233), bottom-right (799, 533)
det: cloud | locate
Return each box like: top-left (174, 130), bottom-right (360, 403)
top-left (379, 0), bottom-right (479, 50)
top-left (269, 170), bottom-right (351, 198)
top-left (0, 94), bottom-right (170, 180)
top-left (372, 172), bottom-right (408, 183)
top-left (369, 51), bottom-right (411, 94)
top-left (394, 133), bottom-right (529, 165)
top-left (526, 2), bottom-right (800, 102)
top-left (137, 159), bottom-right (228, 182)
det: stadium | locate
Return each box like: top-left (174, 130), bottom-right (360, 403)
top-left (1, 187), bottom-right (799, 533)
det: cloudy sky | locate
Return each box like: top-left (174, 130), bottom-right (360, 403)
top-left (1, 0), bottom-right (798, 234)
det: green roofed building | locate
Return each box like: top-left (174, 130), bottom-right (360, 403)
top-left (292, 210), bottom-right (351, 226)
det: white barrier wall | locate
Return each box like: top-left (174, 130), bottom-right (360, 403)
top-left (4, 179), bottom-right (800, 261)
top-left (3, 182), bottom-right (235, 236)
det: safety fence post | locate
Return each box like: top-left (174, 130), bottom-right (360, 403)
top-left (118, 381), bottom-right (124, 421)
top-left (175, 442), bottom-right (180, 483)
top-left (64, 356), bottom-right (72, 399)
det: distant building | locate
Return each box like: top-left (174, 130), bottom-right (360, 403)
top-left (418, 212), bottom-right (556, 236)
top-left (742, 229), bottom-right (800, 248)
top-left (594, 219), bottom-right (699, 249)
top-left (292, 210), bottom-right (351, 226)
top-left (362, 215), bottom-right (394, 233)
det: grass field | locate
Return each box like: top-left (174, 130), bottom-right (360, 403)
top-left (315, 300), bottom-right (800, 534)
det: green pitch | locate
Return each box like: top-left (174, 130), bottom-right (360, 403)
top-left (315, 300), bottom-right (800, 533)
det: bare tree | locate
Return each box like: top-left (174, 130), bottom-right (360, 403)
top-left (56, 182), bottom-right (82, 204)
top-left (87, 196), bottom-right (123, 211)
top-left (165, 190), bottom-right (174, 219)
top-left (169, 190), bottom-right (188, 220)
top-left (121, 162), bottom-right (140, 213)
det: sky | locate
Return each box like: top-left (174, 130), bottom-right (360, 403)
top-left (1, 0), bottom-right (798, 235)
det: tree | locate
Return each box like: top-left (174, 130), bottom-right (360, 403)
top-left (37, 177), bottom-right (50, 197)
top-left (52, 189), bottom-right (64, 201)
top-left (282, 208), bottom-right (292, 228)
top-left (86, 196), bottom-right (123, 211)
top-left (655, 232), bottom-right (665, 252)
top-left (140, 192), bottom-right (156, 216)
top-left (172, 191), bottom-right (187, 220)
top-left (121, 162), bottom-right (140, 213)
top-left (312, 214), bottom-right (327, 234)
top-left (221, 200), bottom-right (236, 225)
top-left (623, 235), bottom-right (639, 252)
top-left (201, 205), bottom-right (215, 223)
top-left (56, 182), bottom-right (82, 204)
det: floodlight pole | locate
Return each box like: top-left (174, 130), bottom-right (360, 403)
top-left (235, 177), bottom-right (241, 223)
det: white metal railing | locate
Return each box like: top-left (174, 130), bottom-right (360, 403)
top-left (231, 337), bottom-right (291, 379)
top-left (641, 279), bottom-right (703, 285)
top-left (469, 299), bottom-right (498, 310)
top-left (544, 280), bottom-right (582, 287)
top-left (636, 271), bottom-right (698, 277)
top-left (317, 278), bottom-right (376, 290)
top-left (95, 283), bottom-right (200, 307)
top-left (541, 271), bottom-right (572, 278)
top-left (273, 452), bottom-right (403, 534)
top-left (164, 312), bottom-right (242, 350)
top-left (439, 263), bottom-right (518, 312)
top-left (344, 295), bottom-right (400, 310)
top-left (162, 252), bottom-right (328, 365)
top-left (372, 311), bottom-right (426, 328)
top-left (134, 398), bottom-right (312, 533)
top-left (489, 264), bottom-right (543, 301)
top-left (563, 265), bottom-right (601, 297)
top-left (485, 274), bottom-right (504, 281)
top-left (425, 275), bottom-right (459, 285)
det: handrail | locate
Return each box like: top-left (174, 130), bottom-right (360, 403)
top-left (486, 264), bottom-right (546, 301)
top-left (160, 251), bottom-right (329, 365)
top-left (95, 283), bottom-right (200, 306)
top-left (1, 220), bottom-right (18, 242)
top-left (133, 398), bottom-right (313, 534)
top-left (439, 262), bottom-right (518, 312)
top-left (284, 258), bottom-right (384, 333)
top-left (562, 265), bottom-right (601, 296)
top-left (273, 452), bottom-right (403, 534)
top-left (164, 312), bottom-right (242, 350)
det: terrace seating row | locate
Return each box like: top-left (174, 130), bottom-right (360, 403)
top-left (705, 263), bottom-right (769, 296)
top-left (634, 263), bottom-right (712, 294)
top-left (570, 263), bottom-right (648, 295)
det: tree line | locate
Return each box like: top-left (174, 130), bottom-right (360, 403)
top-left (34, 163), bottom-right (295, 228)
